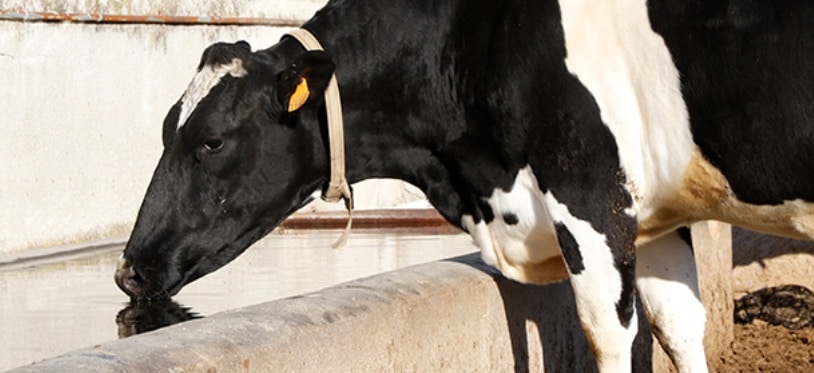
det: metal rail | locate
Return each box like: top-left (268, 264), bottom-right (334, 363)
top-left (0, 9), bottom-right (303, 26)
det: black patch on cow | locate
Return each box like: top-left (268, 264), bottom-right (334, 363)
top-left (555, 223), bottom-right (584, 275)
top-left (648, 1), bottom-right (814, 205)
top-left (502, 213), bottom-right (519, 225)
top-left (616, 260), bottom-right (637, 328)
top-left (478, 198), bottom-right (495, 224)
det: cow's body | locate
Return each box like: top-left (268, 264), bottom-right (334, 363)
top-left (115, 1), bottom-right (814, 371)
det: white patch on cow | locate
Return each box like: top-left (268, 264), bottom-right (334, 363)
top-left (543, 191), bottom-right (637, 372)
top-left (636, 231), bottom-right (708, 372)
top-left (462, 167), bottom-right (566, 285)
top-left (484, 168), bottom-right (560, 266)
top-left (559, 0), bottom-right (696, 224)
top-left (177, 58), bottom-right (247, 129)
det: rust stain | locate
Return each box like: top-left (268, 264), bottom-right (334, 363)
top-left (279, 209), bottom-right (459, 233)
top-left (0, 9), bottom-right (302, 26)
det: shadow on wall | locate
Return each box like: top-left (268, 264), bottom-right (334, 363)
top-left (733, 227), bottom-right (814, 266)
top-left (450, 255), bottom-right (656, 373)
top-left (447, 227), bottom-right (814, 372)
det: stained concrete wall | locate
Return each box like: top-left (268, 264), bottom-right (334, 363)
top-left (0, 0), bottom-right (425, 254)
top-left (3, 0), bottom-right (326, 19)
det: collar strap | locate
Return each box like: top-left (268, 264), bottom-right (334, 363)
top-left (286, 28), bottom-right (354, 248)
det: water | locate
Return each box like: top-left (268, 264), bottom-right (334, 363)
top-left (0, 229), bottom-right (476, 371)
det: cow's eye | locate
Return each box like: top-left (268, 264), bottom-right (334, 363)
top-left (203, 138), bottom-right (224, 153)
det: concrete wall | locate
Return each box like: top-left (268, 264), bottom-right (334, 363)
top-left (9, 253), bottom-right (662, 372)
top-left (0, 0), bottom-right (425, 254)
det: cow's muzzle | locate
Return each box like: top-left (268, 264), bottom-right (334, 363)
top-left (115, 255), bottom-right (146, 299)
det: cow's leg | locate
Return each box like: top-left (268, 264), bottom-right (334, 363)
top-left (636, 230), bottom-right (708, 373)
top-left (542, 192), bottom-right (638, 372)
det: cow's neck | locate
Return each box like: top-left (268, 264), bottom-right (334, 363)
top-left (281, 2), bottom-right (473, 227)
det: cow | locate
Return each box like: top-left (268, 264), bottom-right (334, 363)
top-left (114, 0), bottom-right (814, 372)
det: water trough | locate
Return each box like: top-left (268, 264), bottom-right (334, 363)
top-left (6, 249), bottom-right (626, 372)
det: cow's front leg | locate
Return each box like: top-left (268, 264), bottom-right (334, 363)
top-left (543, 191), bottom-right (638, 372)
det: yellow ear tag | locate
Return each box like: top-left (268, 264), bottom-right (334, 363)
top-left (287, 78), bottom-right (310, 112)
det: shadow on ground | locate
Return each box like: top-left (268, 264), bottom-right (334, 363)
top-left (733, 227), bottom-right (814, 266)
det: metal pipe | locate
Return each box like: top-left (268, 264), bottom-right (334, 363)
top-left (0, 9), bottom-right (303, 27)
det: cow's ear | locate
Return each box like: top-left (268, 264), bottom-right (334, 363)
top-left (277, 51), bottom-right (335, 113)
top-left (198, 41), bottom-right (252, 70)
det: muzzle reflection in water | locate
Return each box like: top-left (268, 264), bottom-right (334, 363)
top-left (115, 299), bottom-right (201, 338)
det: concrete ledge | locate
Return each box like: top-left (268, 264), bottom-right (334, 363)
top-left (10, 254), bottom-right (659, 372)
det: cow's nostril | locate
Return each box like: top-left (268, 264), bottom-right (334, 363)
top-left (115, 256), bottom-right (145, 298)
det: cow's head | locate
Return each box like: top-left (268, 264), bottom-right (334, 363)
top-left (115, 41), bottom-right (335, 300)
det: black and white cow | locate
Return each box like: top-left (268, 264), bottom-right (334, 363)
top-left (114, 1), bottom-right (814, 371)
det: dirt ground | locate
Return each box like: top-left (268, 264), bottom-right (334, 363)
top-left (718, 321), bottom-right (814, 372)
top-left (722, 229), bottom-right (814, 372)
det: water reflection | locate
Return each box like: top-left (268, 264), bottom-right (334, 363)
top-left (116, 299), bottom-right (201, 338)
top-left (1, 230), bottom-right (475, 370)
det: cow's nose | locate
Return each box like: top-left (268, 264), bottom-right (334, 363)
top-left (114, 255), bottom-right (145, 298)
